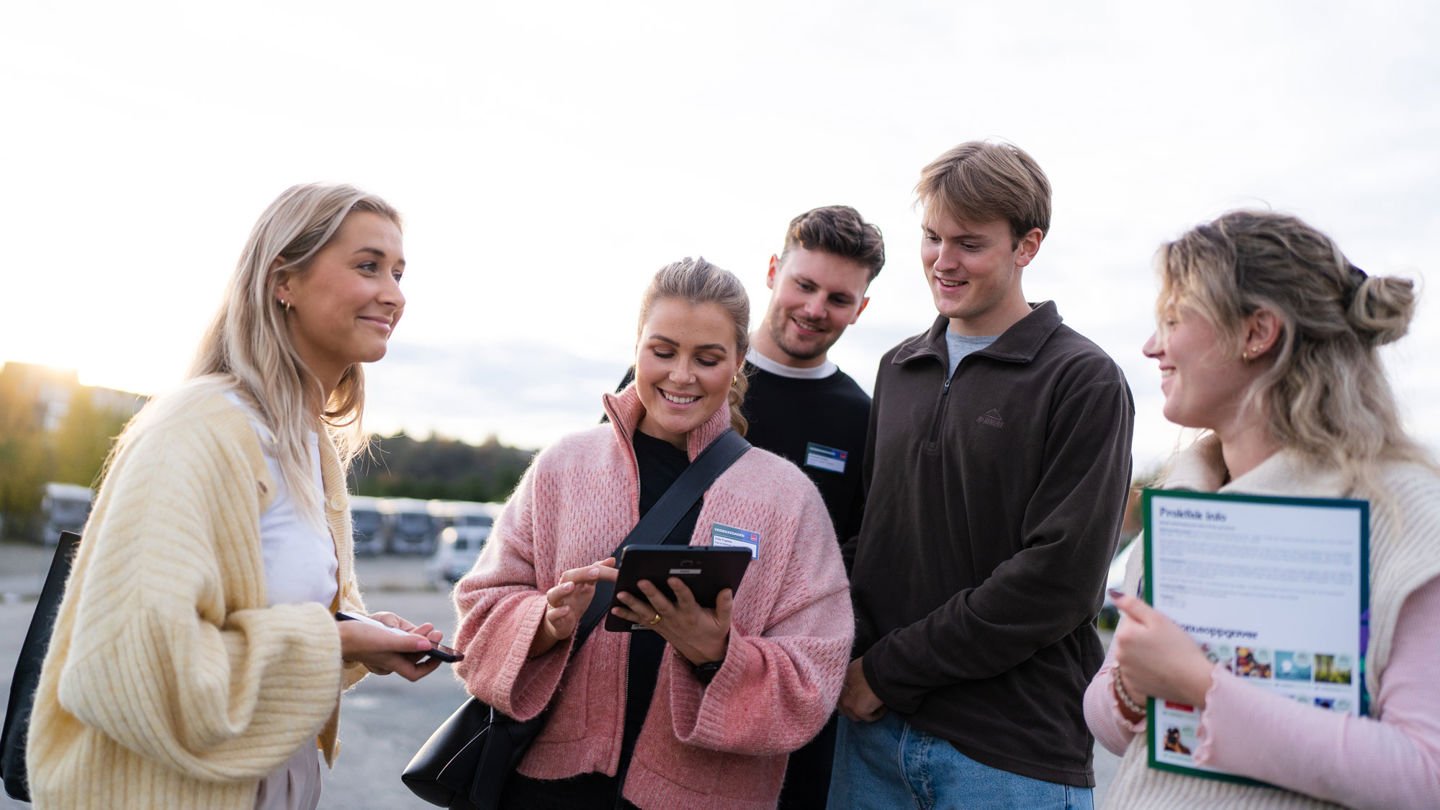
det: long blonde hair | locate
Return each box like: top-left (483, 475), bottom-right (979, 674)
top-left (637, 257), bottom-right (750, 436)
top-left (186, 183), bottom-right (401, 518)
top-left (1158, 210), bottom-right (1429, 494)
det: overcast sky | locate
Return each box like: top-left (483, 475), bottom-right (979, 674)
top-left (3, 0), bottom-right (1437, 472)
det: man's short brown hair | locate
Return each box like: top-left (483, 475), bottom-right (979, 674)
top-left (916, 141), bottom-right (1051, 245)
top-left (779, 205), bottom-right (886, 282)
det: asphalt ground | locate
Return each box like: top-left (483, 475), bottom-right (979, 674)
top-left (0, 541), bottom-right (1119, 808)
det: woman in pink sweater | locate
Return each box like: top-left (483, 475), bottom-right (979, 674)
top-left (452, 257), bottom-right (854, 809)
top-left (1085, 211), bottom-right (1440, 808)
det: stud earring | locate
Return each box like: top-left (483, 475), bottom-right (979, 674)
top-left (279, 298), bottom-right (292, 312)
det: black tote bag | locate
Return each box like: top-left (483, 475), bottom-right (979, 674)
top-left (1, 530), bottom-right (81, 802)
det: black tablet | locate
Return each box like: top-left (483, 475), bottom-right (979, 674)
top-left (604, 545), bottom-right (752, 632)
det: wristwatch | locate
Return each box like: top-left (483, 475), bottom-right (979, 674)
top-left (691, 658), bottom-right (724, 685)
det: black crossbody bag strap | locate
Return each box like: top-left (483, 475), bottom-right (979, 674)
top-left (570, 429), bottom-right (750, 650)
top-left (1, 531), bottom-right (80, 802)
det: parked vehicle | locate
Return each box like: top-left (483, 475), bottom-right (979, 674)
top-left (452, 503), bottom-right (499, 529)
top-left (380, 497), bottom-right (438, 555)
top-left (426, 502), bottom-right (497, 586)
top-left (41, 482), bottom-right (93, 545)
top-left (428, 499), bottom-right (495, 535)
top-left (428, 528), bottom-right (488, 588)
top-left (350, 495), bottom-right (385, 556)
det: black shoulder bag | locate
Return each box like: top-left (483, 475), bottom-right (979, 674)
top-left (402, 430), bottom-right (750, 810)
top-left (2, 530), bottom-right (81, 802)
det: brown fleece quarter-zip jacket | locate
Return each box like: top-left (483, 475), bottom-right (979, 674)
top-left (846, 301), bottom-right (1134, 787)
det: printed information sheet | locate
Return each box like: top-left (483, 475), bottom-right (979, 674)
top-left (1141, 489), bottom-right (1369, 785)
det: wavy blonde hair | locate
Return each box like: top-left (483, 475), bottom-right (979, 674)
top-left (185, 183), bottom-right (401, 519)
top-left (636, 257), bottom-right (750, 436)
top-left (1158, 209), bottom-right (1430, 494)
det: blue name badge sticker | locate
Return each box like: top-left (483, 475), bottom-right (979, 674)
top-left (804, 442), bottom-right (848, 474)
top-left (711, 522), bottom-right (760, 559)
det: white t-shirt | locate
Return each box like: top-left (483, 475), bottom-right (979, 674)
top-left (746, 347), bottom-right (838, 380)
top-left (225, 392), bottom-right (338, 608)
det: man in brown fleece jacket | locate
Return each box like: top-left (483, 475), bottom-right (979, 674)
top-left (830, 141), bottom-right (1134, 809)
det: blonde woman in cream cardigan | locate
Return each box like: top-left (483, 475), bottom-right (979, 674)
top-left (1085, 211), bottom-right (1440, 808)
top-left (27, 184), bottom-right (447, 810)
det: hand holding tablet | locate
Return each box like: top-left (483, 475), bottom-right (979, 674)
top-left (604, 546), bottom-right (751, 633)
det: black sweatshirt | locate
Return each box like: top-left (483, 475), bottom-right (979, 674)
top-left (740, 363), bottom-right (870, 544)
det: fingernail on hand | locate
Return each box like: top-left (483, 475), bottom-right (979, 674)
top-left (1107, 588), bottom-right (1124, 600)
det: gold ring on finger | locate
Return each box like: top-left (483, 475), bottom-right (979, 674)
top-left (648, 613), bottom-right (663, 627)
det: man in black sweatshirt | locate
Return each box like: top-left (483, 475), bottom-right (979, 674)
top-left (744, 206), bottom-right (884, 551)
top-left (832, 142), bottom-right (1134, 809)
top-left (752, 206), bottom-right (884, 810)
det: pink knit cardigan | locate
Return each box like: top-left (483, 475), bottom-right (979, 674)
top-left (452, 387), bottom-right (854, 810)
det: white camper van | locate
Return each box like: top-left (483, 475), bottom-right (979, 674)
top-left (380, 497), bottom-right (438, 555)
top-left (427, 502), bottom-right (497, 586)
top-left (349, 495), bottom-right (386, 556)
top-left (41, 482), bottom-right (93, 545)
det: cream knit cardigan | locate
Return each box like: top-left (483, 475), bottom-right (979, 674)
top-left (27, 381), bottom-right (369, 810)
top-left (1099, 436), bottom-right (1440, 808)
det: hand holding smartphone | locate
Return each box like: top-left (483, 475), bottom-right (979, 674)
top-left (335, 611), bottom-right (464, 663)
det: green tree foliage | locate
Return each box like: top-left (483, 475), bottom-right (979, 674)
top-left (0, 371), bottom-right (49, 522)
top-left (51, 388), bottom-right (130, 488)
top-left (1, 360), bottom-right (536, 535)
top-left (351, 431), bottom-right (534, 504)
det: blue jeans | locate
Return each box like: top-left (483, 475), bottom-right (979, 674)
top-left (828, 714), bottom-right (1093, 810)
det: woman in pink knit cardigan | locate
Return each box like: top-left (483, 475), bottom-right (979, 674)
top-left (451, 257), bottom-right (854, 809)
top-left (1086, 211), bottom-right (1440, 808)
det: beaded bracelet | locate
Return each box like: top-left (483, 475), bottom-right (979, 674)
top-left (1113, 667), bottom-right (1148, 718)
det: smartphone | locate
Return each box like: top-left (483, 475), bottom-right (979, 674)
top-left (422, 643), bottom-right (464, 663)
top-left (335, 611), bottom-right (465, 663)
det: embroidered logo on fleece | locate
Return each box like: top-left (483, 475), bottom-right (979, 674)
top-left (976, 408), bottom-right (1005, 428)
